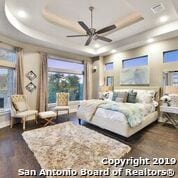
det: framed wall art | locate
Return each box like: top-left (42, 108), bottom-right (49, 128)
top-left (26, 70), bottom-right (37, 81)
top-left (120, 66), bottom-right (149, 85)
top-left (25, 82), bottom-right (36, 93)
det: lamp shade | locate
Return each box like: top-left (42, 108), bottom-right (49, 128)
top-left (99, 85), bottom-right (113, 92)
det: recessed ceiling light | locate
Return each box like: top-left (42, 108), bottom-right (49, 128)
top-left (111, 49), bottom-right (117, 53)
top-left (147, 38), bottom-right (154, 43)
top-left (160, 16), bottom-right (168, 23)
top-left (94, 44), bottom-right (100, 48)
top-left (17, 10), bottom-right (27, 18)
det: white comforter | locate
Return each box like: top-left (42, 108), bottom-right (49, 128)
top-left (77, 100), bottom-right (155, 127)
top-left (133, 103), bottom-right (155, 117)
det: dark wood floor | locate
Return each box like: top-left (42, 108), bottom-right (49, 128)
top-left (0, 113), bottom-right (178, 178)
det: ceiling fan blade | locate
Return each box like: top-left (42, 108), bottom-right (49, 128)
top-left (78, 21), bottom-right (91, 34)
top-left (96, 25), bottom-right (116, 34)
top-left (67, 35), bottom-right (88, 37)
top-left (85, 36), bottom-right (93, 46)
top-left (97, 36), bottom-right (112, 42)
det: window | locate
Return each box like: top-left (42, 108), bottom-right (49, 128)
top-left (0, 48), bottom-right (16, 63)
top-left (172, 72), bottom-right (178, 86)
top-left (106, 76), bottom-right (113, 86)
top-left (163, 71), bottom-right (178, 86)
top-left (123, 56), bottom-right (148, 68)
top-left (0, 48), bottom-right (16, 110)
top-left (105, 62), bottom-right (113, 71)
top-left (163, 50), bottom-right (178, 63)
top-left (48, 58), bottom-right (84, 103)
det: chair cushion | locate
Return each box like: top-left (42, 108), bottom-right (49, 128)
top-left (54, 106), bottom-right (70, 110)
top-left (13, 101), bottom-right (28, 112)
top-left (15, 110), bottom-right (38, 118)
top-left (39, 111), bottom-right (57, 119)
top-left (11, 95), bottom-right (28, 112)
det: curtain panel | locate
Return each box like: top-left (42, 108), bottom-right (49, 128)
top-left (84, 60), bottom-right (92, 100)
top-left (16, 47), bottom-right (24, 94)
top-left (37, 52), bottom-right (48, 112)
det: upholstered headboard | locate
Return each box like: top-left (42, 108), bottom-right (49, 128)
top-left (114, 86), bottom-right (161, 103)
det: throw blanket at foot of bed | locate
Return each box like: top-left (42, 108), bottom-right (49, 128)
top-left (77, 100), bottom-right (106, 121)
top-left (99, 102), bottom-right (144, 127)
top-left (77, 100), bottom-right (144, 128)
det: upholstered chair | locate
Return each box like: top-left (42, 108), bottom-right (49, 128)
top-left (10, 95), bottom-right (38, 130)
top-left (54, 92), bottom-right (70, 117)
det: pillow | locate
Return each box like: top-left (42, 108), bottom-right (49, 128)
top-left (107, 91), bottom-right (113, 101)
top-left (13, 101), bottom-right (28, 112)
top-left (138, 93), bottom-right (153, 103)
top-left (101, 92), bottom-right (113, 101)
top-left (135, 90), bottom-right (156, 104)
top-left (115, 97), bottom-right (125, 103)
top-left (112, 91), bottom-right (128, 103)
top-left (127, 91), bottom-right (137, 103)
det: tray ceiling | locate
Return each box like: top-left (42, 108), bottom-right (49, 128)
top-left (1, 0), bottom-right (178, 56)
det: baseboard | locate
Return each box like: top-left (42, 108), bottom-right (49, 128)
top-left (0, 120), bottom-right (10, 129)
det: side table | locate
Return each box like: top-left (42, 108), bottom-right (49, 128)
top-left (160, 106), bottom-right (178, 128)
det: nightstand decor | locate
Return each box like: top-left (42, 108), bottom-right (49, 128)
top-left (160, 86), bottom-right (178, 128)
top-left (160, 94), bottom-right (171, 106)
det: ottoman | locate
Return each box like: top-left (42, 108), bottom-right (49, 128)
top-left (38, 111), bottom-right (57, 127)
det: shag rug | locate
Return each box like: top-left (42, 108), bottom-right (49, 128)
top-left (22, 122), bottom-right (131, 178)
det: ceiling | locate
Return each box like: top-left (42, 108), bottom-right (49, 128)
top-left (1, 0), bottom-right (178, 57)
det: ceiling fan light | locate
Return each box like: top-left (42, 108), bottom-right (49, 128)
top-left (67, 7), bottom-right (115, 46)
top-left (17, 10), bottom-right (27, 18)
top-left (160, 16), bottom-right (168, 23)
top-left (147, 38), bottom-right (154, 43)
top-left (111, 49), bottom-right (117, 53)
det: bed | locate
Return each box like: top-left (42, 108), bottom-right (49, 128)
top-left (77, 87), bottom-right (161, 137)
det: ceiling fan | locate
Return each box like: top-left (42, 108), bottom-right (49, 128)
top-left (66, 6), bottom-right (117, 46)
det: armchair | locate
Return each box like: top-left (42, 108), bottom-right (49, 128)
top-left (10, 95), bottom-right (38, 130)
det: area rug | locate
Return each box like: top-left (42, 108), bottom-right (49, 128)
top-left (22, 122), bottom-right (131, 178)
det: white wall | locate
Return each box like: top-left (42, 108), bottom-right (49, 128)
top-left (103, 37), bottom-right (178, 88)
top-left (91, 56), bottom-right (105, 99)
top-left (23, 52), bottom-right (40, 110)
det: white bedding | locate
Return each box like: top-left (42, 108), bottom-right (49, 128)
top-left (77, 87), bottom-right (160, 137)
top-left (77, 100), bottom-right (158, 137)
top-left (94, 103), bottom-right (155, 124)
top-left (133, 103), bottom-right (155, 117)
top-left (92, 109), bottom-right (158, 137)
top-left (77, 100), bottom-right (156, 125)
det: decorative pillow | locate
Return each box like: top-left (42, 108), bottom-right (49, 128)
top-left (112, 91), bottom-right (128, 103)
top-left (138, 94), bottom-right (153, 103)
top-left (135, 90), bottom-right (156, 104)
top-left (115, 97), bottom-right (124, 103)
top-left (13, 101), bottom-right (28, 112)
top-left (127, 91), bottom-right (137, 103)
top-left (102, 92), bottom-right (113, 100)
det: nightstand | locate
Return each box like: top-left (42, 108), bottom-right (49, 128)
top-left (160, 106), bottom-right (178, 128)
